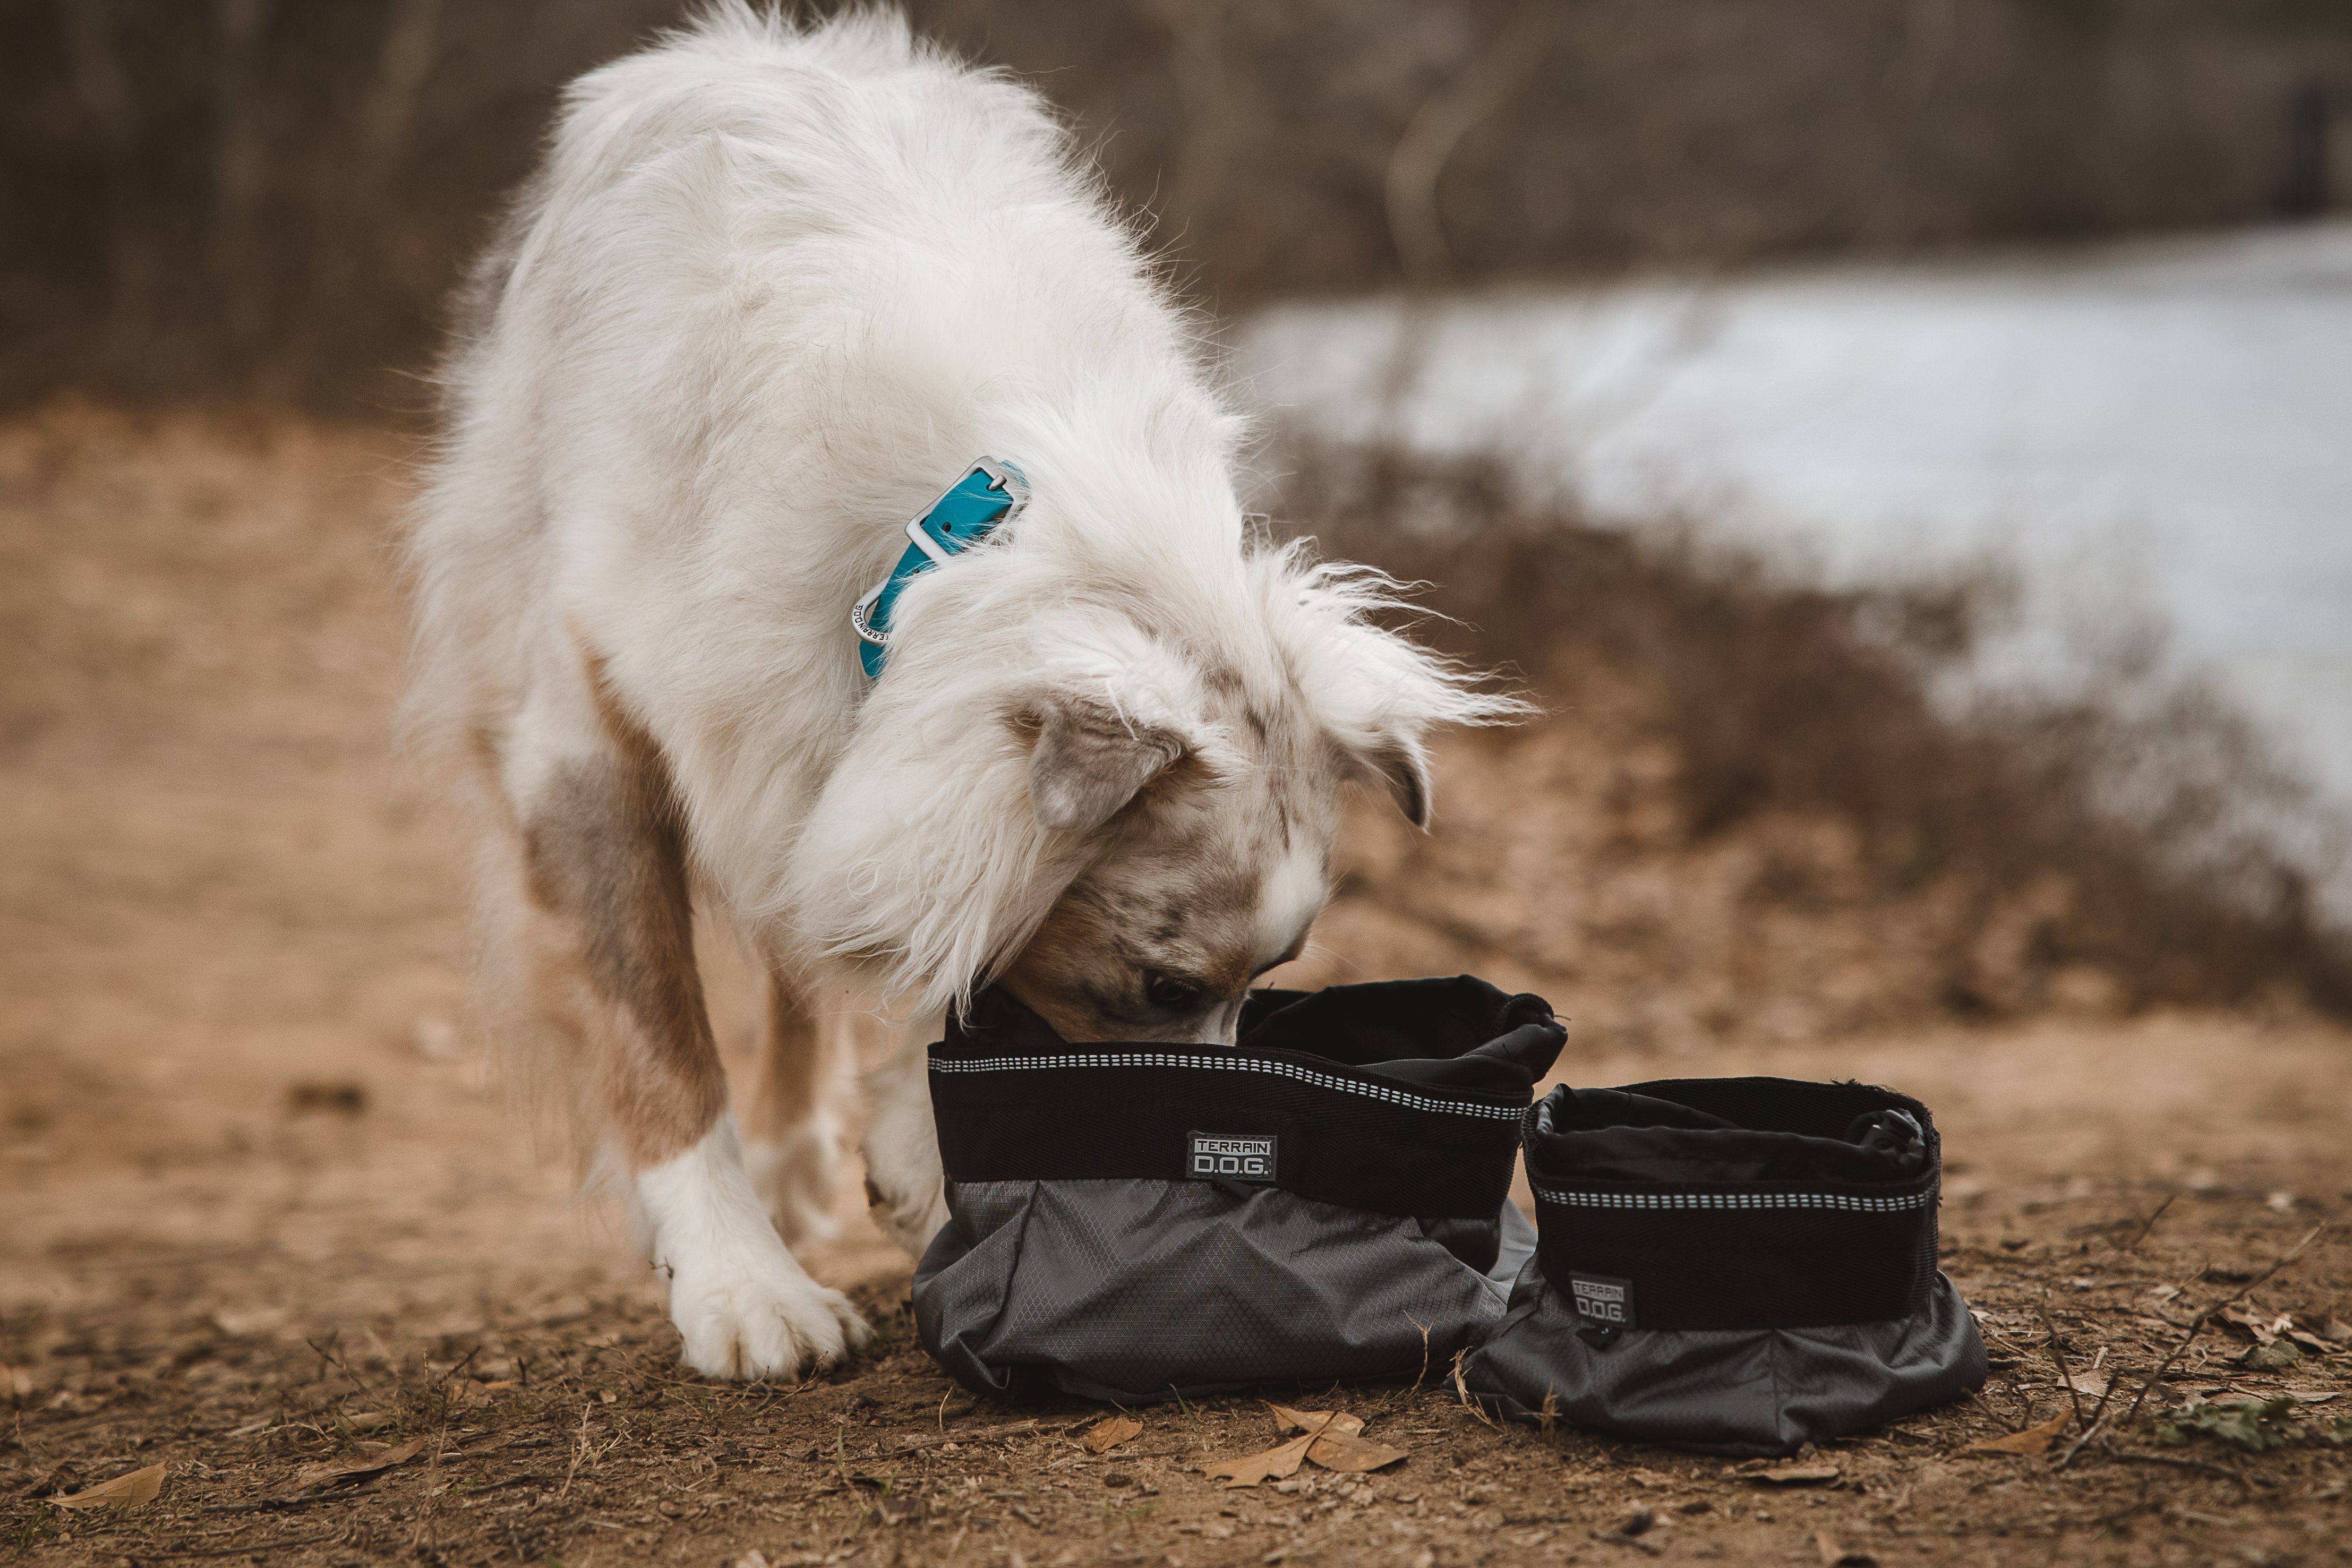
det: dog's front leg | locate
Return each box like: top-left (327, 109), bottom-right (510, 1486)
top-left (514, 663), bottom-right (866, 1380)
top-left (860, 1013), bottom-right (952, 1257)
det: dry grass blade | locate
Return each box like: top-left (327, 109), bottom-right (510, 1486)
top-left (290, 1435), bottom-right (426, 1491)
top-left (1956, 1409), bottom-right (2072, 1456)
top-left (2120, 1194), bottom-right (2176, 1251)
top-left (2037, 1297), bottom-right (2083, 1426)
top-left (894, 1419), bottom-right (1038, 1454)
top-left (50, 1462), bottom-right (166, 1510)
top-left (1083, 1416), bottom-right (1143, 1454)
top-left (1450, 1347), bottom-right (1497, 1428)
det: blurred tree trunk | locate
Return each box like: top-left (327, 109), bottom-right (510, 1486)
top-left (209, 0), bottom-right (272, 356)
top-left (54, 0), bottom-right (151, 361)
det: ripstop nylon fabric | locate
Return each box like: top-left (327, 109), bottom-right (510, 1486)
top-left (913, 978), bottom-right (1563, 1401)
top-left (1461, 1077), bottom-right (1986, 1453)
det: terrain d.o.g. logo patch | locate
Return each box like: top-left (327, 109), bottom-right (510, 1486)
top-left (1187, 1133), bottom-right (1277, 1184)
top-left (1569, 1272), bottom-right (1636, 1330)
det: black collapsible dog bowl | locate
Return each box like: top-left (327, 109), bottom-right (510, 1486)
top-left (911, 976), bottom-right (1566, 1402)
top-left (1461, 1077), bottom-right (1987, 1455)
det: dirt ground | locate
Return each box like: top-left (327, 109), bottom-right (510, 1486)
top-left (3, 405), bottom-right (2349, 1567)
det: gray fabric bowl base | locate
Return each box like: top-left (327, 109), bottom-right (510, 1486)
top-left (913, 1178), bottom-right (1535, 1403)
top-left (1461, 1259), bottom-right (1988, 1456)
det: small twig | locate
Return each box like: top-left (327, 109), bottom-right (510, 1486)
top-left (2037, 1297), bottom-right (2083, 1428)
top-left (1963, 1387), bottom-right (2014, 1438)
top-left (2117, 1194), bottom-right (2175, 1252)
top-left (2114, 1315), bottom-right (2207, 1439)
top-left (441, 1344), bottom-right (483, 1386)
top-left (2114, 1223), bottom-right (2325, 1436)
top-left (304, 1334), bottom-right (378, 1404)
top-left (2052, 1378), bottom-right (2121, 1471)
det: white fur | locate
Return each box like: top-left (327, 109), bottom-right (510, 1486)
top-left (633, 1115), bottom-right (866, 1380)
top-left (741, 1109), bottom-right (842, 1250)
top-left (406, 6), bottom-right (1511, 1373)
top-left (858, 1012), bottom-right (954, 1254)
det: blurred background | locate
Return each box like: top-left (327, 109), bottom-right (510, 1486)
top-left (9, 0), bottom-right (2348, 1041)
top-left (6, 6), bottom-right (2352, 1554)
top-left (8, 0), bottom-right (2352, 404)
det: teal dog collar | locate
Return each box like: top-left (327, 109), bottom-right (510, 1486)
top-left (850, 459), bottom-right (1027, 679)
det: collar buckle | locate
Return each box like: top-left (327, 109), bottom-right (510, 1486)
top-left (851, 458), bottom-right (1027, 678)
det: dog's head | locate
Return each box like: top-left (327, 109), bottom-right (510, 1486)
top-left (994, 662), bottom-right (1387, 1043)
top-left (784, 542), bottom-right (1513, 1038)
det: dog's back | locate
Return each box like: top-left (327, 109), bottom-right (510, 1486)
top-left (407, 4), bottom-right (1228, 902)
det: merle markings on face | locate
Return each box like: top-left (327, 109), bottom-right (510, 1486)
top-left (998, 681), bottom-right (1350, 1044)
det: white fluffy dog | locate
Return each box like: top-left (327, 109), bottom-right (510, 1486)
top-left (403, 5), bottom-right (1508, 1382)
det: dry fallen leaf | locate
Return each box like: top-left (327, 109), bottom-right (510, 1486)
top-left (291, 1436), bottom-right (427, 1491)
top-left (1265, 1403), bottom-right (1407, 1472)
top-left (1303, 1426), bottom-right (1409, 1473)
top-left (1207, 1413), bottom-right (1333, 1488)
top-left (2219, 1305), bottom-right (2292, 1346)
top-left (50, 1463), bottom-right (166, 1511)
top-left (1269, 1402), bottom-right (1365, 1437)
top-left (1210, 1405), bottom-right (1412, 1487)
top-left (1084, 1416), bottom-right (1143, 1454)
top-left (1751, 1464), bottom-right (1842, 1486)
top-left (2322, 1318), bottom-right (2352, 1344)
top-left (2062, 1368), bottom-right (2112, 1401)
top-left (2283, 1320), bottom-right (2338, 1355)
top-left (1956, 1409), bottom-right (2072, 1456)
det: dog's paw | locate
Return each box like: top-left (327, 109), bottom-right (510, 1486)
top-left (742, 1120), bottom-right (842, 1252)
top-left (665, 1244), bottom-right (868, 1382)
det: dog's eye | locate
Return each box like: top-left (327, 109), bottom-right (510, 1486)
top-left (1144, 972), bottom-right (1205, 1010)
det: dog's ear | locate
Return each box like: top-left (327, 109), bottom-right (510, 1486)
top-left (1023, 695), bottom-right (1187, 833)
top-left (1355, 734), bottom-right (1434, 830)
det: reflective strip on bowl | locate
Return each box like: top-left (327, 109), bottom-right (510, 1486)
top-left (1530, 1185), bottom-right (1932, 1212)
top-left (929, 1051), bottom-right (1528, 1120)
